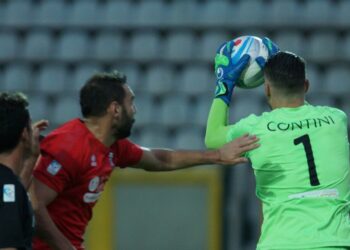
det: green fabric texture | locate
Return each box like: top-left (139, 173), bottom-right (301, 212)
top-left (206, 102), bottom-right (350, 249)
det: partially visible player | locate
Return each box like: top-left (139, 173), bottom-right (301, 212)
top-left (31, 71), bottom-right (259, 250)
top-left (0, 92), bottom-right (47, 250)
top-left (205, 49), bottom-right (350, 249)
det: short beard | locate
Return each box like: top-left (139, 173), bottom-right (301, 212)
top-left (115, 108), bottom-right (134, 139)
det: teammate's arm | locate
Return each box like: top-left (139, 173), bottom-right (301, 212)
top-left (131, 134), bottom-right (259, 171)
top-left (31, 178), bottom-right (76, 250)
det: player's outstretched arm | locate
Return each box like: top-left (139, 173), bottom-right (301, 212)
top-left (131, 134), bottom-right (259, 171)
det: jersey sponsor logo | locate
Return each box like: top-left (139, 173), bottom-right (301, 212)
top-left (108, 152), bottom-right (115, 167)
top-left (47, 160), bottom-right (62, 175)
top-left (267, 115), bottom-right (335, 132)
top-left (83, 192), bottom-right (102, 203)
top-left (88, 177), bottom-right (100, 192)
top-left (3, 184), bottom-right (15, 202)
top-left (288, 188), bottom-right (339, 199)
top-left (91, 154), bottom-right (97, 167)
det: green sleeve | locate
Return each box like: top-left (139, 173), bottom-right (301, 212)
top-left (205, 98), bottom-right (232, 149)
top-left (205, 98), bottom-right (256, 149)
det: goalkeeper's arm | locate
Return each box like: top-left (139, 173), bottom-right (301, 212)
top-left (205, 98), bottom-right (233, 149)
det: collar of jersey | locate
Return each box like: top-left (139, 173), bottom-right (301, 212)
top-left (272, 102), bottom-right (310, 115)
top-left (76, 119), bottom-right (114, 155)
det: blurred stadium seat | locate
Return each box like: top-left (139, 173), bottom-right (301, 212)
top-left (159, 95), bottom-right (190, 128)
top-left (273, 32), bottom-right (305, 57)
top-left (132, 1), bottom-right (167, 28)
top-left (27, 94), bottom-right (48, 122)
top-left (308, 93), bottom-right (337, 107)
top-left (324, 66), bottom-right (350, 96)
top-left (3, 0), bottom-right (33, 29)
top-left (32, 1), bottom-right (67, 28)
top-left (129, 32), bottom-right (161, 62)
top-left (196, 32), bottom-right (228, 62)
top-left (36, 64), bottom-right (67, 95)
top-left (173, 128), bottom-right (205, 150)
top-left (134, 94), bottom-right (156, 130)
top-left (177, 65), bottom-right (212, 97)
top-left (23, 31), bottom-right (53, 62)
top-left (163, 32), bottom-right (196, 63)
top-left (191, 94), bottom-right (212, 128)
top-left (55, 31), bottom-right (90, 62)
top-left (268, 0), bottom-right (302, 27)
top-left (342, 32), bottom-right (350, 61)
top-left (3, 64), bottom-right (32, 92)
top-left (198, 1), bottom-right (230, 28)
top-left (0, 32), bottom-right (20, 62)
top-left (71, 64), bottom-right (103, 93)
top-left (51, 95), bottom-right (80, 125)
top-left (230, 95), bottom-right (264, 122)
top-left (93, 32), bottom-right (124, 63)
top-left (145, 65), bottom-right (175, 97)
top-left (232, 1), bottom-right (265, 27)
top-left (116, 64), bottom-right (142, 93)
top-left (168, 1), bottom-right (199, 28)
top-left (302, 0), bottom-right (335, 27)
top-left (102, 1), bottom-right (133, 28)
top-left (307, 64), bottom-right (324, 94)
top-left (67, 0), bottom-right (102, 28)
top-left (305, 32), bottom-right (339, 63)
top-left (138, 127), bottom-right (170, 148)
top-left (334, 0), bottom-right (350, 27)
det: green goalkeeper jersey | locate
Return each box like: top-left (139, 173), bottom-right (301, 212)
top-left (226, 104), bottom-right (350, 249)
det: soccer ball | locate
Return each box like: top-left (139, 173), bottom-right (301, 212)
top-left (231, 36), bottom-right (268, 89)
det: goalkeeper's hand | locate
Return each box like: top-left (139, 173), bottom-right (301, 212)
top-left (256, 37), bottom-right (280, 69)
top-left (214, 40), bottom-right (250, 106)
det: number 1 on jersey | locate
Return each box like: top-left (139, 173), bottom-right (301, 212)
top-left (294, 134), bottom-right (320, 186)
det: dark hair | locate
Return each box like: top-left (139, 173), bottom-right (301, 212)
top-left (80, 71), bottom-right (127, 118)
top-left (264, 51), bottom-right (306, 94)
top-left (0, 92), bottom-right (30, 153)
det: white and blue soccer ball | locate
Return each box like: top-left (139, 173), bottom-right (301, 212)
top-left (231, 35), bottom-right (269, 89)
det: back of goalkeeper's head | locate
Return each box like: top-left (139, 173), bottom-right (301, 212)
top-left (263, 51), bottom-right (308, 99)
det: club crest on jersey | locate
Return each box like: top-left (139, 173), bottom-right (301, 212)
top-left (90, 154), bottom-right (97, 167)
top-left (88, 177), bottom-right (100, 192)
top-left (47, 160), bottom-right (62, 176)
top-left (3, 184), bottom-right (15, 202)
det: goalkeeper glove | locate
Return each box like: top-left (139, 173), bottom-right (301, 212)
top-left (214, 40), bottom-right (250, 106)
top-left (256, 37), bottom-right (280, 69)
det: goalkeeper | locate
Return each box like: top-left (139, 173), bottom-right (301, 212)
top-left (205, 39), bottom-right (350, 249)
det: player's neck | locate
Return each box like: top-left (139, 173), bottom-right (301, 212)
top-left (270, 96), bottom-right (305, 110)
top-left (83, 117), bottom-right (116, 147)
top-left (0, 147), bottom-right (24, 175)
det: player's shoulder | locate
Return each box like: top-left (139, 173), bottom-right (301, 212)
top-left (112, 138), bottom-right (141, 153)
top-left (312, 105), bottom-right (347, 121)
top-left (117, 138), bottom-right (136, 146)
top-left (40, 119), bottom-right (90, 165)
top-left (0, 165), bottom-right (18, 184)
top-left (236, 111), bottom-right (274, 129)
top-left (42, 119), bottom-right (88, 147)
top-left (237, 113), bottom-right (262, 125)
